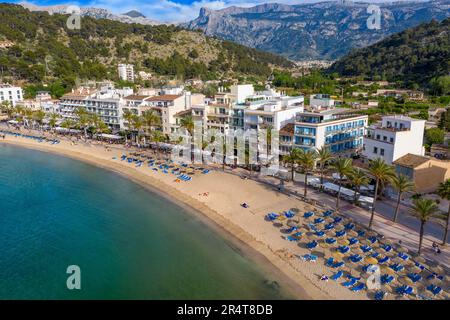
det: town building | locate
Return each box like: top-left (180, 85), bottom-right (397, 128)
top-left (118, 64), bottom-right (135, 82)
top-left (0, 84), bottom-right (23, 106)
top-left (362, 115), bottom-right (426, 165)
top-left (289, 109), bottom-right (367, 155)
top-left (309, 94), bottom-right (335, 109)
top-left (393, 153), bottom-right (450, 193)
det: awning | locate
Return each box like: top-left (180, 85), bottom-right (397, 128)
top-left (99, 133), bottom-right (122, 140)
top-left (8, 120), bottom-right (18, 124)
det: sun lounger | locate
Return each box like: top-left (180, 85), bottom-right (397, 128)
top-left (381, 274), bottom-right (394, 284)
top-left (360, 245), bottom-right (372, 253)
top-left (303, 211), bottom-right (314, 218)
top-left (427, 284), bottom-right (442, 296)
top-left (389, 263), bottom-right (404, 272)
top-left (368, 236), bottom-right (378, 244)
top-left (351, 282), bottom-right (365, 292)
top-left (325, 237), bottom-right (336, 244)
top-left (349, 254), bottom-right (362, 263)
top-left (378, 256), bottom-right (389, 264)
top-left (306, 240), bottom-right (318, 249)
top-left (342, 278), bottom-right (358, 287)
top-left (314, 217), bottom-right (324, 224)
top-left (349, 238), bottom-right (359, 245)
top-left (331, 270), bottom-right (343, 280)
top-left (332, 261), bottom-right (345, 268)
top-left (335, 230), bottom-right (346, 237)
top-left (323, 210), bottom-right (333, 217)
top-left (314, 231), bottom-right (325, 237)
top-left (398, 252), bottom-right (409, 261)
top-left (396, 285), bottom-right (413, 295)
top-left (287, 235), bottom-right (300, 242)
top-left (344, 223), bottom-right (355, 230)
top-left (333, 216), bottom-right (342, 223)
top-left (356, 230), bottom-right (365, 237)
top-left (285, 210), bottom-right (296, 218)
top-left (338, 246), bottom-right (350, 254)
top-left (301, 254), bottom-right (318, 262)
top-left (324, 223), bottom-right (335, 230)
top-left (382, 245), bottom-right (392, 252)
top-left (374, 291), bottom-right (386, 300)
top-left (407, 273), bottom-right (422, 283)
top-left (285, 226), bottom-right (299, 233)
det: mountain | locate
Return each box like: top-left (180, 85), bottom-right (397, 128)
top-left (123, 10), bottom-right (146, 19)
top-left (327, 18), bottom-right (450, 87)
top-left (0, 3), bottom-right (294, 95)
top-left (20, 2), bottom-right (160, 26)
top-left (184, 0), bottom-right (450, 61)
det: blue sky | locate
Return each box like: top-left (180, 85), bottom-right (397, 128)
top-left (10, 0), bottom-right (413, 23)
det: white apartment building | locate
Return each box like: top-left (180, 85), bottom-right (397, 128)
top-left (118, 64), bottom-right (135, 82)
top-left (59, 85), bottom-right (133, 132)
top-left (362, 115), bottom-right (426, 165)
top-left (310, 94), bottom-right (335, 110)
top-left (244, 97), bottom-right (304, 131)
top-left (280, 109), bottom-right (368, 155)
top-left (0, 84), bottom-right (23, 106)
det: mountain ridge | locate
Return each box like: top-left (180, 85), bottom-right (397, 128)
top-left (184, 0), bottom-right (450, 60)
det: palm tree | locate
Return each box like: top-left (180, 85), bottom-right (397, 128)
top-left (436, 179), bottom-right (450, 245)
top-left (282, 148), bottom-right (301, 181)
top-left (61, 118), bottom-right (76, 130)
top-left (74, 107), bottom-right (91, 139)
top-left (123, 109), bottom-right (135, 144)
top-left (131, 114), bottom-right (144, 146)
top-left (48, 112), bottom-right (60, 132)
top-left (409, 198), bottom-right (444, 255)
top-left (331, 158), bottom-right (353, 211)
top-left (142, 110), bottom-right (161, 145)
top-left (348, 168), bottom-right (370, 204)
top-left (151, 130), bottom-right (166, 158)
top-left (316, 146), bottom-right (333, 186)
top-left (32, 110), bottom-right (46, 131)
top-left (367, 158), bottom-right (395, 229)
top-left (391, 173), bottom-right (415, 223)
top-left (297, 149), bottom-right (317, 198)
top-left (179, 115), bottom-right (195, 161)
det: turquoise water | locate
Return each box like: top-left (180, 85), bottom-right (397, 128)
top-left (0, 144), bottom-right (291, 299)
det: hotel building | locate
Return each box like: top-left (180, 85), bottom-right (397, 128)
top-left (362, 115), bottom-right (425, 165)
top-left (280, 109), bottom-right (368, 155)
top-left (0, 84), bottom-right (23, 106)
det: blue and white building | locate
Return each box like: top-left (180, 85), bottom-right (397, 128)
top-left (280, 108), bottom-right (368, 155)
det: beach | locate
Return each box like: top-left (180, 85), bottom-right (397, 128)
top-left (1, 131), bottom-right (370, 300)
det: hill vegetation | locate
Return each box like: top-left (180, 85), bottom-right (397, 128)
top-left (0, 4), bottom-right (293, 97)
top-left (328, 18), bottom-right (450, 92)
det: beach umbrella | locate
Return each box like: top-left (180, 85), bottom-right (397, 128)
top-left (415, 256), bottom-right (426, 264)
top-left (332, 252), bottom-right (344, 261)
top-left (348, 230), bottom-right (359, 238)
top-left (431, 266), bottom-right (444, 275)
top-left (319, 242), bottom-right (329, 249)
top-left (338, 239), bottom-right (350, 246)
top-left (286, 220), bottom-right (299, 227)
top-left (381, 266), bottom-right (396, 276)
top-left (364, 257), bottom-right (378, 265)
top-left (290, 208), bottom-right (300, 213)
top-left (399, 276), bottom-right (414, 286)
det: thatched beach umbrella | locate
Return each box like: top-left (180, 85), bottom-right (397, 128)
top-left (364, 256), bottom-right (378, 265)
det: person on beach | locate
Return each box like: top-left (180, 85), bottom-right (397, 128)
top-left (320, 275), bottom-right (329, 282)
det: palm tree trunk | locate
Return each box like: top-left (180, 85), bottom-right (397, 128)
top-left (291, 161), bottom-right (295, 181)
top-left (354, 189), bottom-right (358, 204)
top-left (336, 182), bottom-right (342, 211)
top-left (393, 192), bottom-right (402, 222)
top-left (418, 221), bottom-right (425, 255)
top-left (442, 203), bottom-right (450, 245)
top-left (368, 179), bottom-right (379, 229)
top-left (304, 172), bottom-right (308, 198)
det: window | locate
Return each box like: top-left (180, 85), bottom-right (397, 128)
top-left (376, 134), bottom-right (380, 140)
top-left (390, 137), bottom-right (394, 143)
top-left (373, 147), bottom-right (378, 154)
top-left (380, 149), bottom-right (385, 156)
top-left (383, 136), bottom-right (387, 141)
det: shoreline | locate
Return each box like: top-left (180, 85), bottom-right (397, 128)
top-left (1, 134), bottom-right (361, 300)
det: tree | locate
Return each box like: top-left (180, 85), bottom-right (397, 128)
top-left (368, 158), bottom-right (395, 229)
top-left (391, 173), bottom-right (415, 222)
top-left (142, 109), bottom-right (161, 144)
top-left (179, 115), bottom-right (195, 161)
top-left (316, 146), bottom-right (333, 186)
top-left (425, 127), bottom-right (445, 145)
top-left (348, 168), bottom-right (370, 204)
top-left (282, 148), bottom-right (301, 181)
top-left (32, 110), bottom-right (46, 130)
top-left (331, 158), bottom-right (353, 211)
top-left (74, 107), bottom-right (91, 138)
top-left (409, 198), bottom-right (443, 255)
top-left (123, 109), bottom-right (135, 144)
top-left (436, 179), bottom-right (450, 245)
top-left (48, 112), bottom-right (60, 132)
top-left (297, 149), bottom-right (317, 198)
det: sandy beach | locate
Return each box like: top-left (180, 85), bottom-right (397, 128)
top-left (1, 131), bottom-right (372, 300)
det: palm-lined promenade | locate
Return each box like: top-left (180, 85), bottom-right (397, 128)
top-left (1, 119), bottom-right (449, 300)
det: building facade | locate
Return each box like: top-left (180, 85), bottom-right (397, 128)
top-left (362, 115), bottom-right (425, 165)
top-left (0, 84), bottom-right (23, 106)
top-left (118, 64), bottom-right (135, 82)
